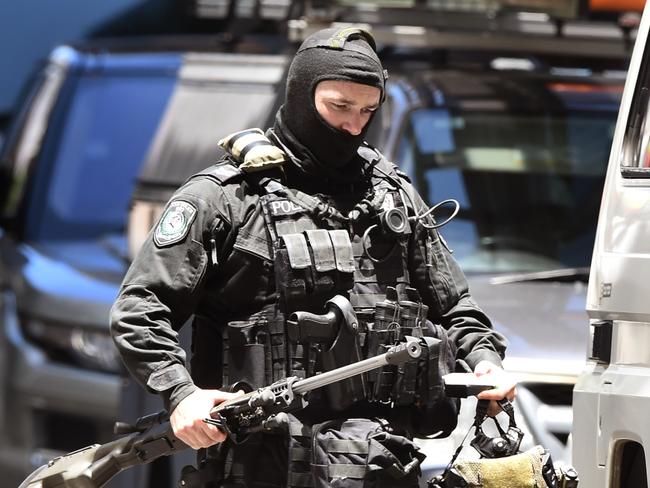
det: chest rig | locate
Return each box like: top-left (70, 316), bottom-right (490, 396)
top-left (256, 159), bottom-right (414, 409)
top-left (212, 130), bottom-right (445, 414)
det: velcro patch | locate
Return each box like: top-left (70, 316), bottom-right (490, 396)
top-left (268, 199), bottom-right (304, 217)
top-left (154, 200), bottom-right (197, 247)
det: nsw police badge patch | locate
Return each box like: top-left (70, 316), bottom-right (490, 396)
top-left (154, 200), bottom-right (197, 247)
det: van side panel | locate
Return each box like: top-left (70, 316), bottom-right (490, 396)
top-left (574, 3), bottom-right (650, 487)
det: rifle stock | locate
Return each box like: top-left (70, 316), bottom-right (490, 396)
top-left (20, 339), bottom-right (422, 488)
top-left (19, 420), bottom-right (187, 488)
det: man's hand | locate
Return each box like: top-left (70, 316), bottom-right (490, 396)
top-left (473, 360), bottom-right (518, 417)
top-left (170, 388), bottom-right (242, 449)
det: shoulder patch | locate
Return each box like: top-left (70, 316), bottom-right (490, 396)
top-left (154, 200), bottom-right (197, 247)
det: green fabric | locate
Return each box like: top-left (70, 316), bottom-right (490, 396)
top-left (453, 446), bottom-right (547, 488)
top-left (328, 463), bottom-right (368, 479)
top-left (217, 128), bottom-right (286, 172)
top-left (326, 439), bottom-right (370, 454)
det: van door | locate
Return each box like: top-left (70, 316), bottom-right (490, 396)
top-left (573, 4), bottom-right (650, 488)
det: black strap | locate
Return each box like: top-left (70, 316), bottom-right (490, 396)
top-left (224, 128), bottom-right (261, 152)
top-left (474, 398), bottom-right (516, 429)
top-left (439, 398), bottom-right (520, 480)
top-left (239, 139), bottom-right (277, 161)
top-left (473, 398), bottom-right (517, 439)
top-left (498, 397), bottom-right (517, 428)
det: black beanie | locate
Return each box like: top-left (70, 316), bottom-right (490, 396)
top-left (275, 27), bottom-right (387, 170)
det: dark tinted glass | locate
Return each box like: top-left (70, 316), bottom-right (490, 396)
top-left (397, 100), bottom-right (620, 273)
top-left (136, 81), bottom-right (278, 193)
top-left (28, 73), bottom-right (176, 240)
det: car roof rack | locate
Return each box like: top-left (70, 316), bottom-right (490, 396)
top-left (191, 0), bottom-right (638, 59)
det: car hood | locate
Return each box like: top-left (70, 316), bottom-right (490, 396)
top-left (467, 275), bottom-right (589, 378)
top-left (10, 238), bottom-right (128, 329)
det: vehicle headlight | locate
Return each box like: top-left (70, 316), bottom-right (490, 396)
top-left (23, 318), bottom-right (123, 374)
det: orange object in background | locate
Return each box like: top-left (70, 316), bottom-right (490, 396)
top-left (590, 0), bottom-right (645, 12)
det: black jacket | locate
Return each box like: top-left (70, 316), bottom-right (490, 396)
top-left (110, 143), bottom-right (507, 415)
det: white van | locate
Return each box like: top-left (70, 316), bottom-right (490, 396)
top-left (572, 3), bottom-right (650, 487)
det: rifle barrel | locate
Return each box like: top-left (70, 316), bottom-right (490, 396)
top-left (212, 340), bottom-right (421, 414)
top-left (292, 339), bottom-right (421, 395)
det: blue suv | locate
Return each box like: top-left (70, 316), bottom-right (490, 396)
top-left (0, 41), bottom-right (287, 487)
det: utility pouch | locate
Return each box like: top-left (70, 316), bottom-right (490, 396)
top-left (312, 418), bottom-right (424, 488)
top-left (406, 328), bottom-right (459, 436)
top-left (389, 298), bottom-right (419, 405)
top-left (276, 233), bottom-right (312, 307)
top-left (275, 230), bottom-right (354, 313)
top-left (371, 343), bottom-right (398, 403)
top-left (419, 322), bottom-right (456, 405)
top-left (439, 447), bottom-right (548, 488)
top-left (367, 287), bottom-right (401, 402)
top-left (223, 318), bottom-right (271, 389)
top-left (367, 286), bottom-right (456, 413)
top-left (316, 229), bottom-right (354, 293)
top-left (390, 288), bottom-right (430, 405)
top-left (305, 229), bottom-right (338, 295)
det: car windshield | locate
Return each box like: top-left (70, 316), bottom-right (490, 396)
top-left (22, 51), bottom-right (285, 242)
top-left (395, 83), bottom-right (621, 274)
top-left (27, 72), bottom-right (177, 241)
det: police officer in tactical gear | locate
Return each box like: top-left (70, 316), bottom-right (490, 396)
top-left (111, 27), bottom-right (517, 487)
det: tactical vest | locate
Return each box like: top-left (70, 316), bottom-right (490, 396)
top-left (185, 131), bottom-right (458, 488)
top-left (193, 131), bottom-right (453, 415)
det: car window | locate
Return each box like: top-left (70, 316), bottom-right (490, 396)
top-left (138, 80), bottom-right (279, 188)
top-left (0, 64), bottom-right (66, 222)
top-left (27, 73), bottom-right (176, 241)
top-left (395, 81), bottom-right (622, 274)
top-left (132, 53), bottom-right (288, 199)
top-left (621, 33), bottom-right (650, 177)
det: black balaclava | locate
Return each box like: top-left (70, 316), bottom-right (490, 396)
top-left (272, 27), bottom-right (387, 180)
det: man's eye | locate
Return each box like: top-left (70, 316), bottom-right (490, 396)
top-left (331, 103), bottom-right (348, 110)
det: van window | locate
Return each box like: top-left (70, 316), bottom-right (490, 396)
top-left (138, 81), bottom-right (278, 188)
top-left (621, 35), bottom-right (650, 177)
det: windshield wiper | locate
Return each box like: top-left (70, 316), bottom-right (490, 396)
top-left (489, 266), bottom-right (590, 285)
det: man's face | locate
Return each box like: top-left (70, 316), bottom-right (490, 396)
top-left (314, 80), bottom-right (381, 136)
